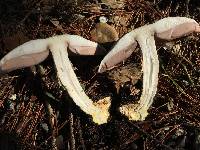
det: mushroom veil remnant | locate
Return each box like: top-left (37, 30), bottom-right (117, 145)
top-left (0, 34), bottom-right (111, 125)
top-left (98, 17), bottom-right (200, 121)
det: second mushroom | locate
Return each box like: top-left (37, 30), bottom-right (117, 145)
top-left (98, 17), bottom-right (200, 121)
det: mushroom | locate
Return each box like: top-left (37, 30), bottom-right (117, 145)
top-left (0, 34), bottom-right (111, 124)
top-left (98, 17), bottom-right (200, 121)
top-left (91, 16), bottom-right (119, 43)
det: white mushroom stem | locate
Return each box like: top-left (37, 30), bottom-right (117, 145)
top-left (115, 26), bottom-right (158, 120)
top-left (50, 43), bottom-right (95, 113)
top-left (119, 31), bottom-right (159, 120)
top-left (0, 34), bottom-right (110, 125)
top-left (49, 42), bottom-right (110, 124)
top-left (138, 33), bottom-right (159, 109)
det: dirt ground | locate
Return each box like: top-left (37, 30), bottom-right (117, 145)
top-left (0, 0), bottom-right (200, 149)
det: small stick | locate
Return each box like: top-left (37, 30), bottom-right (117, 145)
top-left (69, 113), bottom-right (75, 150)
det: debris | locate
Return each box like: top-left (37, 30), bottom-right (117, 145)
top-left (101, 0), bottom-right (125, 9)
top-left (106, 63), bottom-right (141, 93)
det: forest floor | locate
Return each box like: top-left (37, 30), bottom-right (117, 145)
top-left (0, 0), bottom-right (200, 149)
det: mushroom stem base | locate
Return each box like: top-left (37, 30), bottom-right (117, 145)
top-left (119, 104), bottom-right (148, 121)
top-left (92, 97), bottom-right (111, 124)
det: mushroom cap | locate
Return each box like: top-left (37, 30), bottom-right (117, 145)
top-left (91, 22), bottom-right (119, 43)
top-left (153, 17), bottom-right (200, 40)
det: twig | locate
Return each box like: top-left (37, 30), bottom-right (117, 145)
top-left (69, 113), bottom-right (76, 150)
top-left (77, 117), bottom-right (86, 150)
top-left (161, 64), bottom-right (193, 100)
top-left (185, 0), bottom-right (191, 17)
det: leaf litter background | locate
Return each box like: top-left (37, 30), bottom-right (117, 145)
top-left (0, 0), bottom-right (200, 149)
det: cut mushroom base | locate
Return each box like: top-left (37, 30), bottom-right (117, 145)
top-left (99, 17), bottom-right (200, 121)
top-left (0, 34), bottom-right (111, 124)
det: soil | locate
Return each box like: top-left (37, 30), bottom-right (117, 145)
top-left (0, 0), bottom-right (200, 150)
